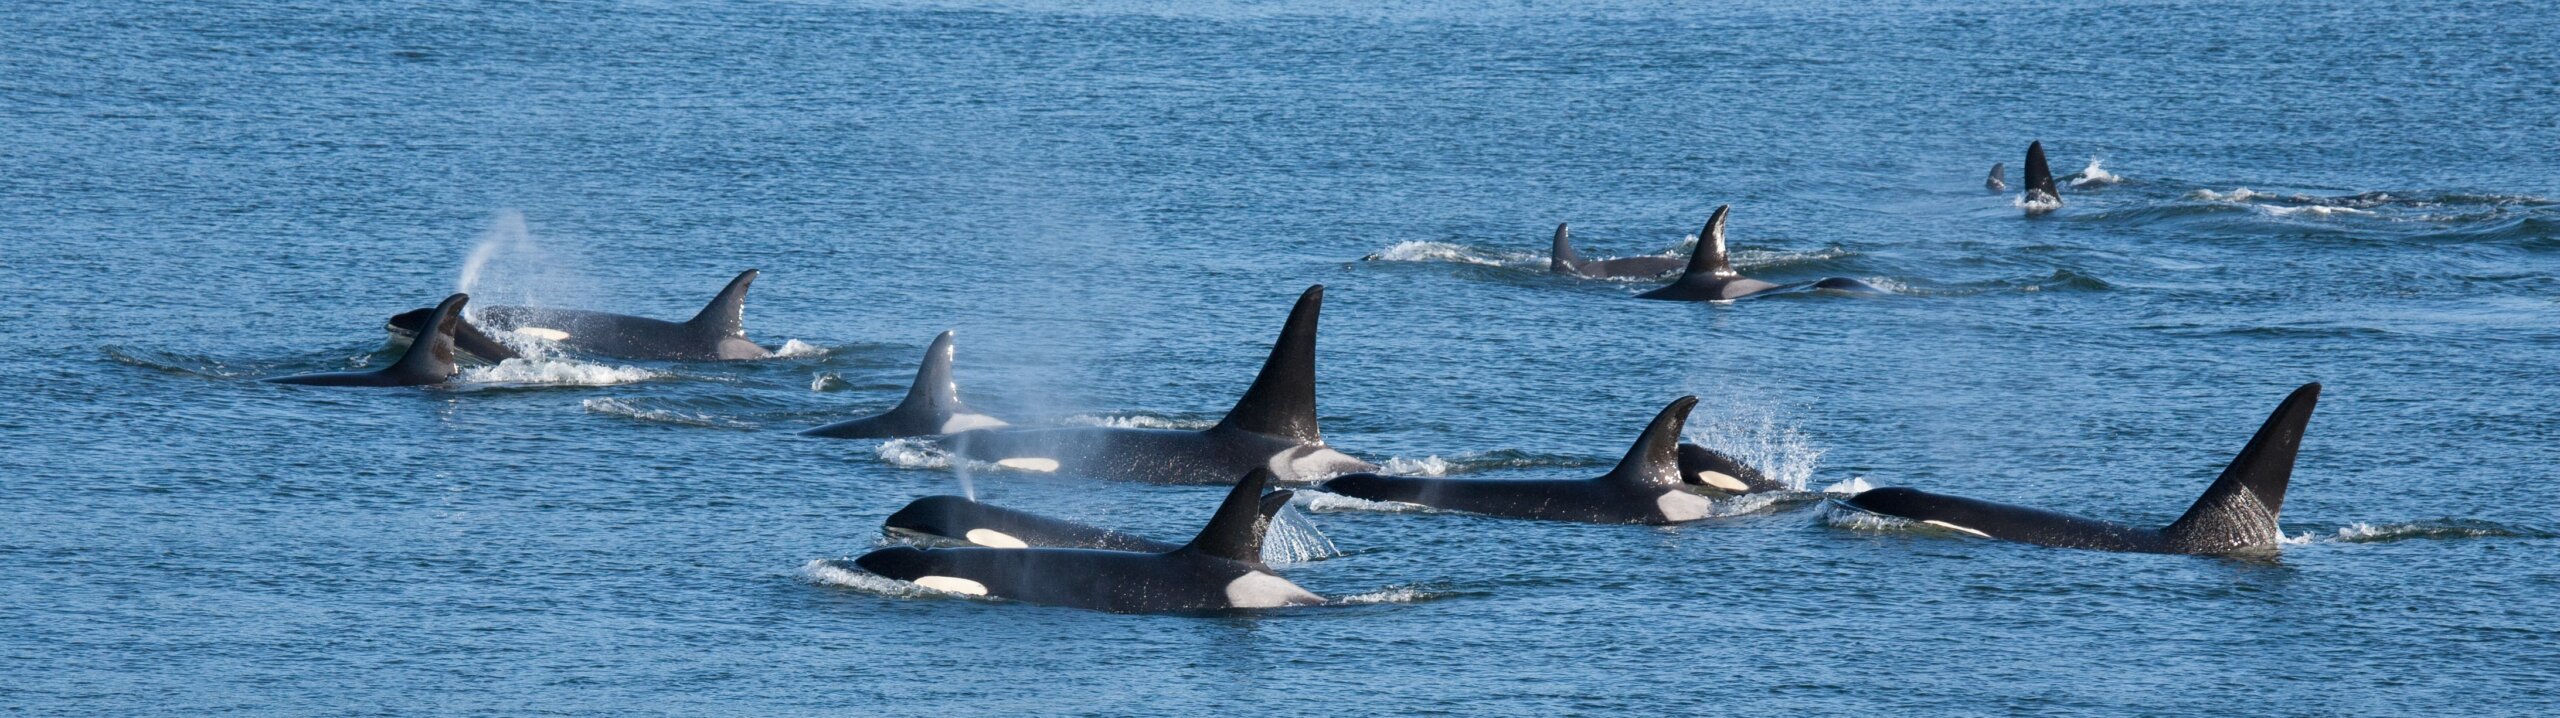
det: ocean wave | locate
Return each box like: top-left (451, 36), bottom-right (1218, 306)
top-left (102, 345), bottom-right (272, 379)
top-left (1333, 585), bottom-right (1460, 605)
top-left (460, 358), bottom-right (661, 386)
top-left (582, 398), bottom-right (754, 429)
top-left (1062, 413), bottom-right (1212, 430)
top-left (1362, 241), bottom-right (1531, 266)
top-left (773, 339), bottom-right (829, 358)
top-left (798, 559), bottom-right (989, 600)
top-left (2327, 519), bottom-right (2550, 543)
top-left (1299, 491), bottom-right (1432, 514)
top-left (2067, 158), bottom-right (2121, 187)
top-left (810, 373), bottom-right (850, 391)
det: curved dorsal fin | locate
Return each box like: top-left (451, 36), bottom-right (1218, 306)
top-left (1215, 285), bottom-right (1324, 443)
top-left (686, 269), bottom-right (758, 337)
top-left (2162, 383), bottom-right (2320, 552)
top-left (897, 330), bottom-right (965, 414)
top-left (1181, 469), bottom-right (1287, 563)
top-left (1549, 223), bottom-right (1581, 272)
top-left (1602, 396), bottom-right (1698, 489)
top-left (1675, 206), bottom-right (1736, 281)
top-left (385, 293), bottom-right (467, 383)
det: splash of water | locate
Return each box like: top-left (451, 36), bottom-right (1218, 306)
top-left (1262, 505), bottom-right (1340, 566)
top-left (1680, 396), bottom-right (1823, 491)
top-left (456, 210), bottom-right (529, 299)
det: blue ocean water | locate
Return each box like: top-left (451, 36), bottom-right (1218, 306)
top-left (5, 0), bottom-right (2558, 714)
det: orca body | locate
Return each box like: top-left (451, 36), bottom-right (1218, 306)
top-left (1832, 383), bottom-right (2320, 555)
top-left (1549, 223), bottom-right (1684, 279)
top-left (2020, 140), bottom-right (2062, 211)
top-left (1677, 443), bottom-right (1789, 494)
top-left (389, 269), bottom-right (770, 361)
top-left (802, 331), bottom-right (1009, 439)
top-left (949, 286), bottom-right (1375, 484)
top-left (1320, 397), bottom-right (1716, 524)
top-left (881, 489), bottom-right (1296, 553)
top-left (1635, 206), bottom-right (1880, 301)
top-left (845, 469), bottom-right (1325, 613)
top-left (1986, 162), bottom-right (2008, 191)
top-left (267, 294), bottom-right (469, 387)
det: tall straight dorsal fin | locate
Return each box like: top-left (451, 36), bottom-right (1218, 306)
top-left (1602, 396), bottom-right (1699, 489)
top-left (898, 330), bottom-right (965, 414)
top-left (386, 293), bottom-right (467, 383)
top-left (686, 269), bottom-right (758, 337)
top-left (1181, 469), bottom-right (1287, 563)
top-left (1675, 206), bottom-right (1737, 281)
top-left (1549, 223), bottom-right (1581, 272)
top-left (1215, 285), bottom-right (1324, 443)
top-left (2162, 383), bottom-right (2321, 553)
top-left (2023, 141), bottom-right (2059, 200)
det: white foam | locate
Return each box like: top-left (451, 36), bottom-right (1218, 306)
top-left (1680, 400), bottom-right (1823, 491)
top-left (774, 339), bottom-right (828, 358)
top-left (1377, 455), bottom-right (1455, 477)
top-left (2069, 158), bottom-right (2120, 187)
top-left (2258, 204), bottom-right (2372, 217)
top-left (1299, 491), bottom-right (1431, 514)
top-left (461, 358), bottom-right (660, 386)
top-left (581, 398), bottom-right (749, 429)
top-left (1364, 241), bottom-right (1536, 266)
top-left (799, 559), bottom-right (981, 600)
top-left (2190, 187), bottom-right (2268, 202)
top-left (1332, 586), bottom-right (1447, 605)
top-left (1819, 477), bottom-right (1875, 496)
top-left (2013, 194), bottom-right (2064, 211)
top-left (1821, 500), bottom-right (1915, 530)
top-left (875, 438), bottom-right (953, 469)
top-left (1062, 414), bottom-right (1207, 430)
top-left (810, 373), bottom-right (845, 392)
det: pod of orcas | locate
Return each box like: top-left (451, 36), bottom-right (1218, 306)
top-left (263, 141), bottom-right (2324, 613)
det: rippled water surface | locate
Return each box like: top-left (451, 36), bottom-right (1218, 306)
top-left (6, 1), bottom-right (2559, 714)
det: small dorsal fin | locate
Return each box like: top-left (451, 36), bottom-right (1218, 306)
top-left (1214, 286), bottom-right (1324, 443)
top-left (1549, 223), bottom-right (1581, 273)
top-left (1181, 469), bottom-right (1284, 563)
top-left (1602, 396), bottom-right (1698, 489)
top-left (2023, 141), bottom-right (2059, 200)
top-left (1986, 162), bottom-right (2008, 191)
top-left (686, 269), bottom-right (758, 337)
top-left (2162, 383), bottom-right (2320, 553)
top-left (1675, 206), bottom-right (1737, 281)
top-left (385, 293), bottom-right (467, 383)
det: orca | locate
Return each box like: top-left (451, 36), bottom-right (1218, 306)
top-left (843, 469), bottom-right (1325, 613)
top-left (1831, 383), bottom-right (2320, 555)
top-left (1319, 396), bottom-right (1718, 524)
top-left (267, 294), bottom-right (469, 387)
top-left (880, 489), bottom-right (1296, 553)
top-left (946, 285), bottom-right (1375, 484)
top-left (2020, 140), bottom-right (2062, 211)
top-left (1678, 443), bottom-right (1790, 494)
top-left (388, 269), bottom-right (771, 361)
top-left (1549, 223), bottom-right (1684, 279)
top-left (801, 331), bottom-right (1009, 439)
top-left (1986, 162), bottom-right (2008, 192)
top-left (1635, 206), bottom-right (1879, 301)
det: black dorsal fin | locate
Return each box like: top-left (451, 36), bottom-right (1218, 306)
top-left (685, 269), bottom-right (758, 337)
top-left (898, 330), bottom-right (965, 414)
top-left (1549, 223), bottom-right (1581, 272)
top-left (2162, 383), bottom-right (2320, 553)
top-left (1602, 396), bottom-right (1699, 489)
top-left (1214, 285), bottom-right (1324, 443)
top-left (1675, 206), bottom-right (1737, 281)
top-left (1986, 162), bottom-right (2008, 191)
top-left (1181, 469), bottom-right (1283, 563)
top-left (385, 293), bottom-right (467, 383)
top-left (2023, 141), bottom-right (2059, 199)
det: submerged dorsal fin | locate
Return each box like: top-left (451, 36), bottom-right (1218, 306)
top-left (1182, 469), bottom-right (1287, 563)
top-left (385, 293), bottom-right (467, 383)
top-left (1602, 396), bottom-right (1699, 489)
top-left (685, 269), bottom-right (758, 337)
top-left (1986, 162), bottom-right (2008, 191)
top-left (1214, 285), bottom-right (1324, 443)
top-left (1675, 206), bottom-right (1737, 281)
top-left (2023, 141), bottom-right (2059, 199)
top-left (2162, 383), bottom-right (2321, 553)
top-left (1549, 223), bottom-right (1581, 272)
